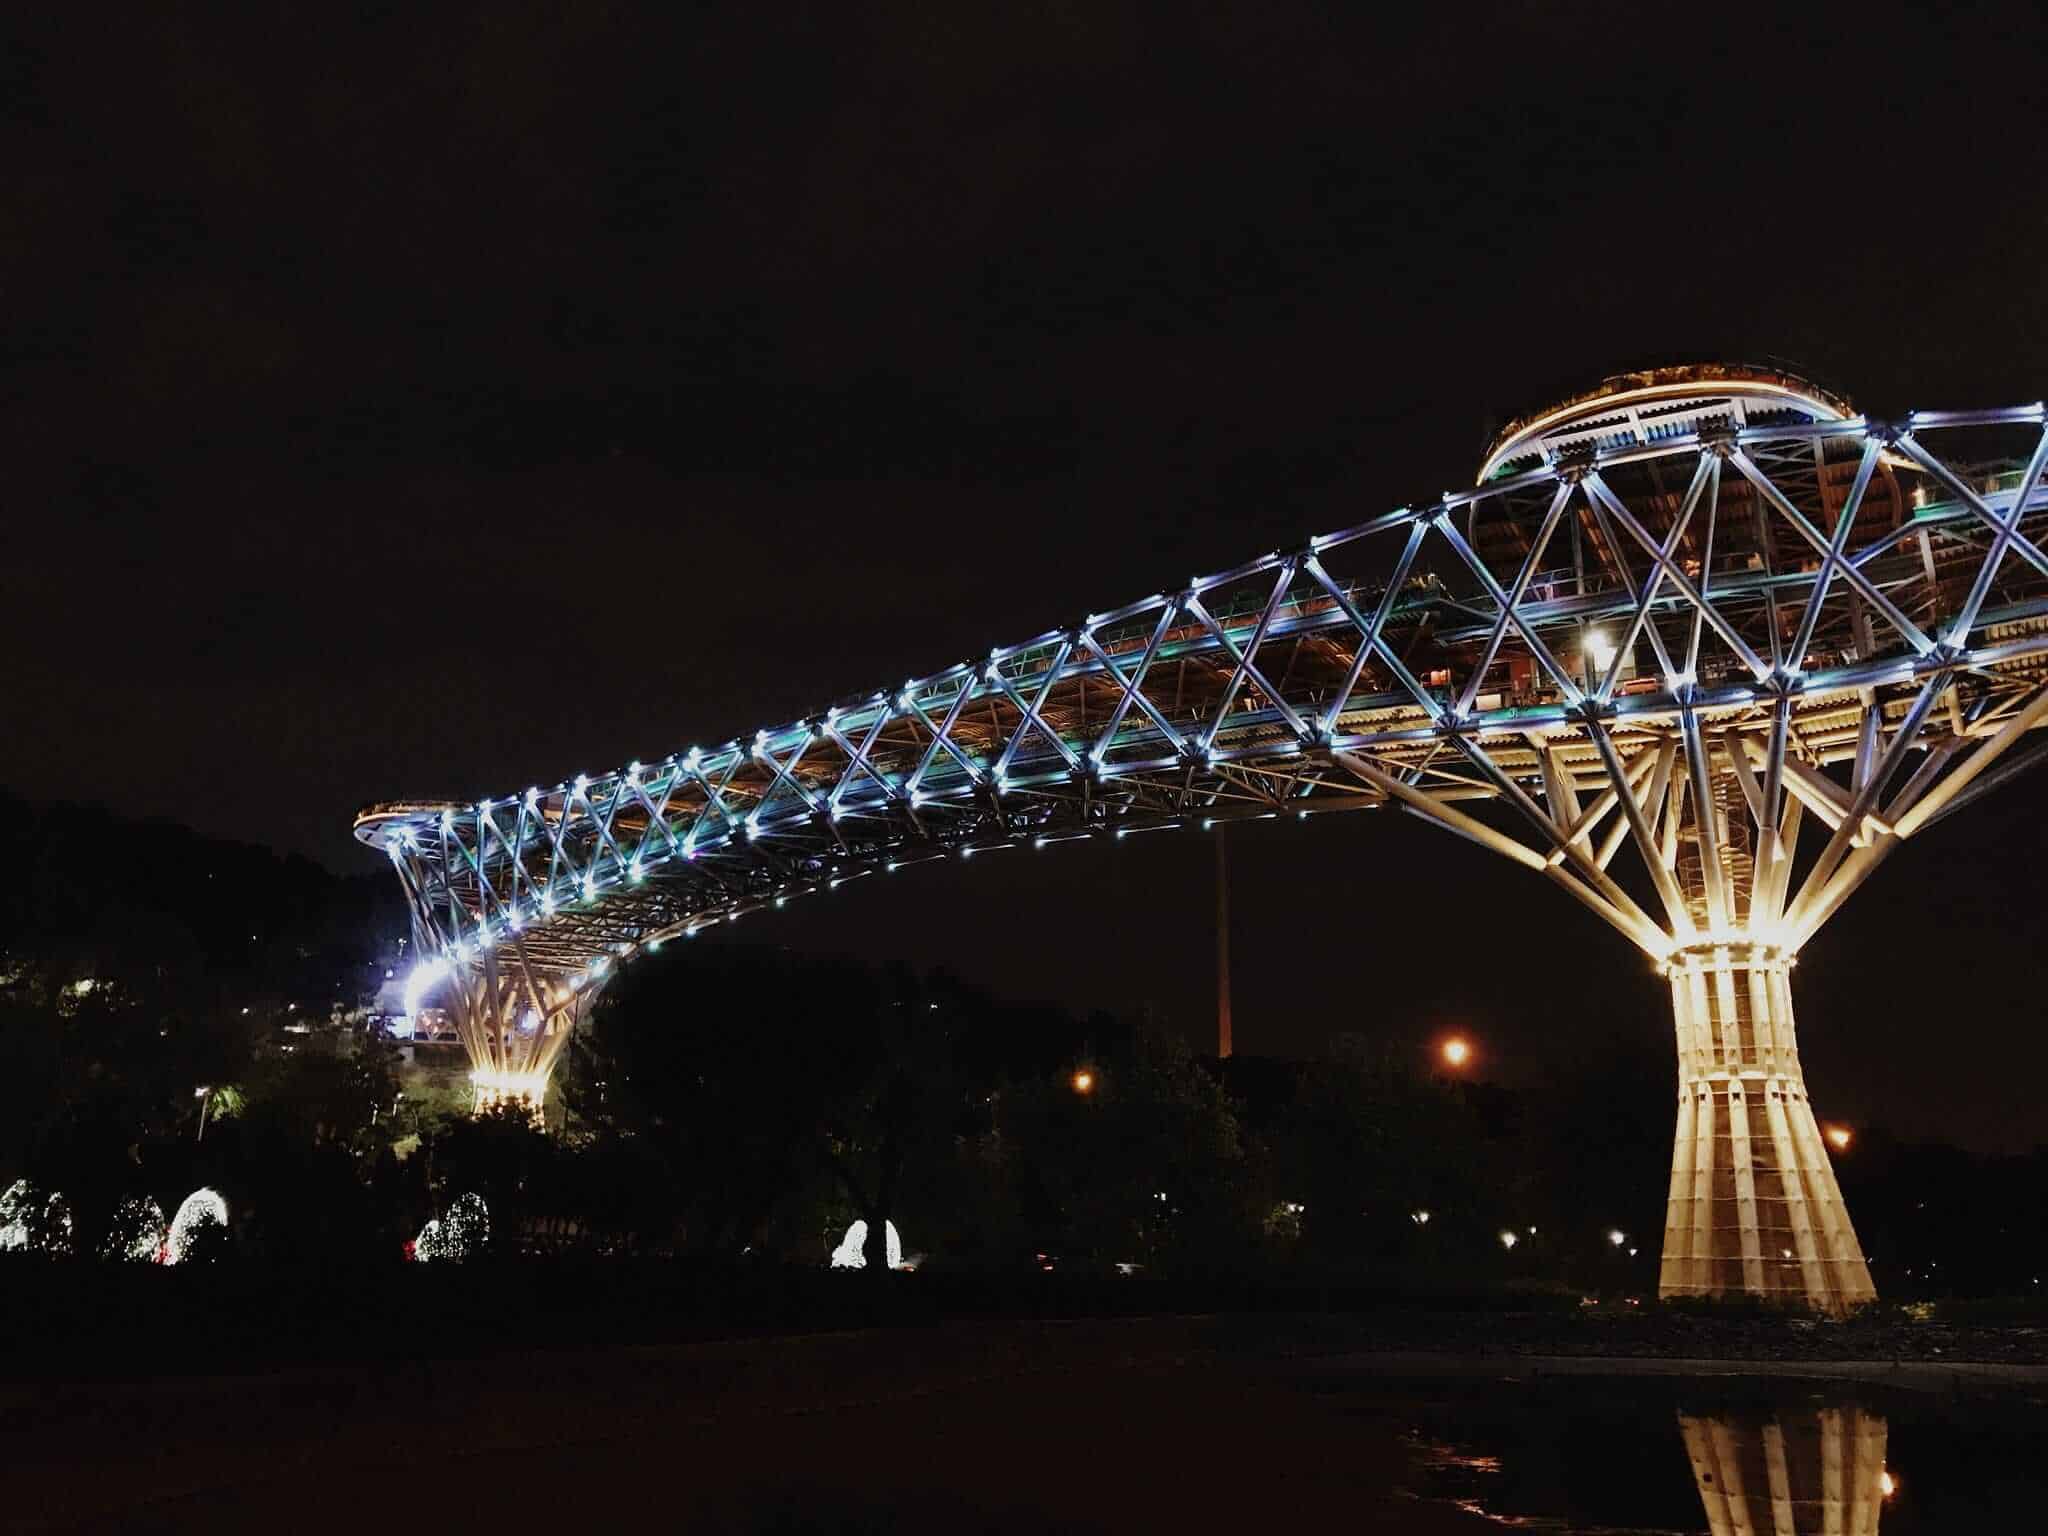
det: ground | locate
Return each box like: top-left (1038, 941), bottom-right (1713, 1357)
top-left (9, 1312), bottom-right (2046, 1531)
top-left (7, 1319), bottom-right (1486, 1533)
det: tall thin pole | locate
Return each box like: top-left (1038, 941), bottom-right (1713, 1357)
top-left (1215, 824), bottom-right (1232, 1058)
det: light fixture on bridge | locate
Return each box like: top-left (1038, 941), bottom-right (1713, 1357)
top-left (401, 957), bottom-right (453, 1027)
top-left (1585, 629), bottom-right (1618, 674)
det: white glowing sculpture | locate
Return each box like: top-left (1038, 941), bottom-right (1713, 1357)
top-left (100, 1196), bottom-right (168, 1262)
top-left (166, 1187), bottom-right (229, 1263)
top-left (830, 1218), bottom-right (903, 1270)
top-left (0, 1179), bottom-right (73, 1254)
top-left (415, 1192), bottom-right (489, 1262)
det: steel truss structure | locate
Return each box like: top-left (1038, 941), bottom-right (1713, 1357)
top-left (360, 365), bottom-right (2048, 1310)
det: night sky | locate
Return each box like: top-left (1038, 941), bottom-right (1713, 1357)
top-left (6, 5), bottom-right (2047, 1148)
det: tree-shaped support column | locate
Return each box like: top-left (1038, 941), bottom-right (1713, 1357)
top-left (1663, 939), bottom-right (1871, 1308)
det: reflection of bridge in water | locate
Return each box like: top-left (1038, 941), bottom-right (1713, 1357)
top-left (1683, 1401), bottom-right (1890, 1536)
top-left (359, 363), bottom-right (2048, 1311)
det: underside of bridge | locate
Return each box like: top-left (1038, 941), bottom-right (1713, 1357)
top-left (360, 363), bottom-right (2048, 1311)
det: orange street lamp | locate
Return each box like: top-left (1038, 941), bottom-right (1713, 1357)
top-left (1071, 1069), bottom-right (1095, 1095)
top-left (1440, 1036), bottom-right (1472, 1069)
top-left (1825, 1124), bottom-right (1853, 1151)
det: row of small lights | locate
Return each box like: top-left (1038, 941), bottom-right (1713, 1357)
top-left (400, 412), bottom-right (2041, 974)
top-left (426, 405), bottom-right (2036, 841)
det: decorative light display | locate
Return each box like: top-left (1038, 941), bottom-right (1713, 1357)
top-left (355, 365), bottom-right (2048, 1313)
top-left (165, 1187), bottom-right (229, 1264)
top-left (0, 1179), bottom-right (74, 1255)
top-left (414, 1192), bottom-right (489, 1262)
top-left (99, 1196), bottom-right (169, 1262)
top-left (830, 1219), bottom-right (903, 1270)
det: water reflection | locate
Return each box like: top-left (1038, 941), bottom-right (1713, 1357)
top-left (1391, 1381), bottom-right (1945, 1533)
top-left (1679, 1403), bottom-right (1890, 1535)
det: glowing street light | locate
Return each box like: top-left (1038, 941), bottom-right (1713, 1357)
top-left (1499, 1229), bottom-right (1518, 1250)
top-left (1879, 1470), bottom-right (1897, 1499)
top-left (1440, 1036), bottom-right (1472, 1069)
top-left (1585, 628), bottom-right (1618, 674)
top-left (1609, 1229), bottom-right (1626, 1247)
top-left (1071, 1069), bottom-right (1095, 1095)
top-left (1826, 1124), bottom-right (1853, 1151)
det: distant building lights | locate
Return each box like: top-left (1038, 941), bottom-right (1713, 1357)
top-left (1412, 1210), bottom-right (1431, 1225)
top-left (1499, 1230), bottom-right (1518, 1250)
top-left (1609, 1229), bottom-right (1626, 1247)
top-left (1071, 1069), bottom-right (1095, 1095)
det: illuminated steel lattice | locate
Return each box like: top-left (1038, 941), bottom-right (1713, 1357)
top-left (360, 365), bottom-right (2048, 1311)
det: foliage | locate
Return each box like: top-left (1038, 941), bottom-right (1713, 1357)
top-left (1, 1178), bottom-right (75, 1254)
top-left (165, 1187), bottom-right (230, 1263)
top-left (98, 1195), bottom-right (167, 1261)
top-left (1263, 1036), bottom-right (1500, 1269)
top-left (414, 1191), bottom-right (489, 1261)
top-left (999, 1023), bottom-right (1254, 1269)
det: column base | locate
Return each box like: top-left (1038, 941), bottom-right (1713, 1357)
top-left (471, 1068), bottom-right (550, 1119)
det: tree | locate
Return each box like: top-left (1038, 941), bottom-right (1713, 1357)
top-left (1001, 1022), bottom-right (1255, 1269)
top-left (563, 947), bottom-right (985, 1268)
top-left (1265, 1035), bottom-right (1499, 1272)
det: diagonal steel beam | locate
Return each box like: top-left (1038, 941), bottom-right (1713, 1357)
top-left (1728, 446), bottom-right (1935, 658)
top-left (1584, 470), bottom-right (1770, 681)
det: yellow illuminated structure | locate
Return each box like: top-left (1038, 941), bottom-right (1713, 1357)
top-left (1681, 1402), bottom-right (1891, 1534)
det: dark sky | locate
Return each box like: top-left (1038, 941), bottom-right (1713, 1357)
top-left (6, 4), bottom-right (2047, 1148)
